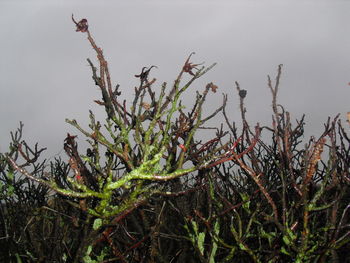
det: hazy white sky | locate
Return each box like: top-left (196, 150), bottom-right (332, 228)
top-left (1, 0), bottom-right (349, 158)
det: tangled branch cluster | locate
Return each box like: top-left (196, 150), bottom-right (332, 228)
top-left (1, 16), bottom-right (349, 262)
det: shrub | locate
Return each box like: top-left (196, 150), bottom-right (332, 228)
top-left (2, 16), bottom-right (349, 262)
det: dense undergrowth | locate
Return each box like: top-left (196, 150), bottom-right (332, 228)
top-left (1, 16), bottom-right (349, 262)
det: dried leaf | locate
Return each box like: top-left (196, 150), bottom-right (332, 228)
top-left (72, 14), bottom-right (88, 33)
top-left (239, 89), bottom-right (247, 99)
top-left (94, 100), bottom-right (105, 105)
top-left (207, 82), bottom-right (218, 93)
top-left (182, 52), bottom-right (203, 76)
top-left (141, 102), bottom-right (151, 110)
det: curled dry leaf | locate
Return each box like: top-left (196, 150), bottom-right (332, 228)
top-left (64, 133), bottom-right (77, 145)
top-left (94, 100), bottom-right (106, 106)
top-left (239, 89), bottom-right (247, 99)
top-left (135, 66), bottom-right (157, 82)
top-left (207, 82), bottom-right (218, 93)
top-left (183, 62), bottom-right (201, 76)
top-left (141, 102), bottom-right (151, 110)
top-left (183, 52), bottom-right (203, 76)
top-left (72, 14), bottom-right (88, 33)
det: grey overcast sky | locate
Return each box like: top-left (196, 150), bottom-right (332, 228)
top-left (0, 0), bottom-right (349, 158)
